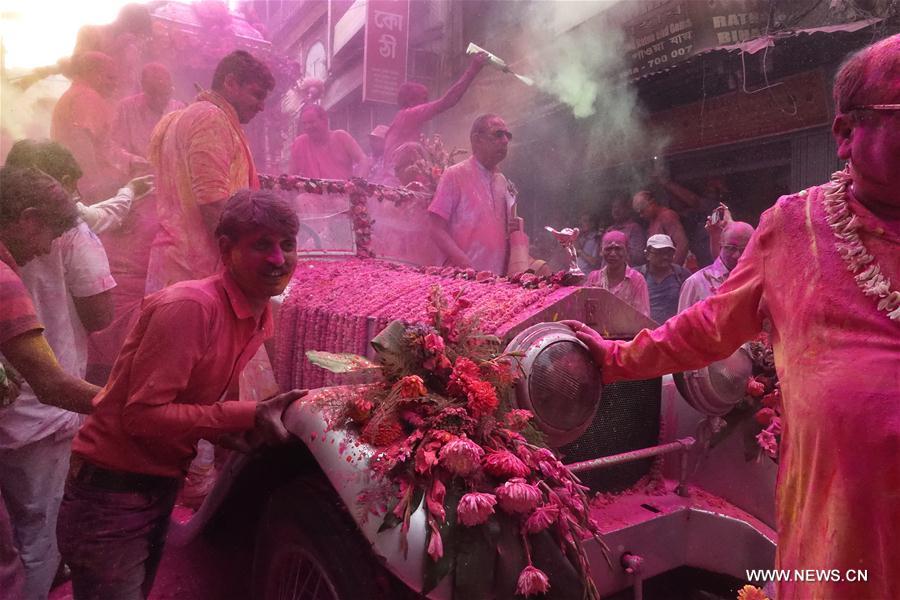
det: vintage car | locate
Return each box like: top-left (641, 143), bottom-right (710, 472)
top-left (168, 178), bottom-right (778, 600)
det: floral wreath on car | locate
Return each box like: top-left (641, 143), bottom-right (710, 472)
top-left (744, 331), bottom-right (782, 461)
top-left (304, 285), bottom-right (609, 598)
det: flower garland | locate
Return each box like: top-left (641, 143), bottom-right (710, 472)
top-left (305, 286), bottom-right (608, 598)
top-left (258, 174), bottom-right (430, 259)
top-left (744, 332), bottom-right (782, 461)
top-left (822, 168), bottom-right (900, 322)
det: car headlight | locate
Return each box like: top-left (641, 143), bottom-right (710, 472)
top-left (505, 323), bottom-right (603, 446)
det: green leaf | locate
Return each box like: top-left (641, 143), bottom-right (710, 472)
top-left (370, 320), bottom-right (408, 358)
top-left (453, 522), bottom-right (495, 599)
top-left (305, 351), bottom-right (381, 374)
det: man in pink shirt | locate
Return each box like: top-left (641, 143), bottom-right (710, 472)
top-left (57, 189), bottom-right (307, 599)
top-left (146, 50), bottom-right (274, 293)
top-left (585, 230), bottom-right (650, 317)
top-left (51, 51), bottom-right (125, 204)
top-left (567, 35), bottom-right (900, 600)
top-left (429, 114), bottom-right (517, 275)
top-left (289, 104), bottom-right (370, 179)
top-left (383, 53), bottom-right (488, 168)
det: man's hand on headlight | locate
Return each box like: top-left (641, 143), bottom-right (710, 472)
top-left (561, 320), bottom-right (607, 366)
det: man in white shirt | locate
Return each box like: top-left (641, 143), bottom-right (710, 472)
top-left (429, 114), bottom-right (518, 274)
top-left (0, 142), bottom-right (116, 599)
top-left (678, 221), bottom-right (755, 311)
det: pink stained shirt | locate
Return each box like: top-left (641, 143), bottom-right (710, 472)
top-left (145, 90), bottom-right (259, 292)
top-left (110, 92), bottom-right (185, 175)
top-left (50, 80), bottom-right (123, 203)
top-left (290, 130), bottom-right (361, 180)
top-left (585, 266), bottom-right (651, 317)
top-left (428, 157), bottom-right (513, 275)
top-left (72, 270), bottom-right (270, 478)
top-left (0, 242), bottom-right (42, 347)
top-left (597, 183), bottom-right (900, 600)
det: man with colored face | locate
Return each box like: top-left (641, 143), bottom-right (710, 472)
top-left (57, 190), bottom-right (307, 599)
top-left (585, 230), bottom-right (650, 317)
top-left (678, 221), bottom-right (755, 310)
top-left (566, 35), bottom-right (900, 600)
top-left (146, 50), bottom-right (275, 294)
top-left (429, 114), bottom-right (518, 274)
top-left (383, 53), bottom-right (488, 171)
top-left (289, 104), bottom-right (371, 180)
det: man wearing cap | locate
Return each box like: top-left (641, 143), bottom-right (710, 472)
top-left (585, 230), bottom-right (650, 317)
top-left (632, 189), bottom-right (689, 266)
top-left (636, 234), bottom-right (691, 323)
top-left (678, 221), bottom-right (755, 311)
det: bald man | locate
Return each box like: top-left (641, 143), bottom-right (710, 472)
top-left (585, 230), bottom-right (651, 317)
top-left (678, 221), bottom-right (754, 310)
top-left (111, 63), bottom-right (185, 177)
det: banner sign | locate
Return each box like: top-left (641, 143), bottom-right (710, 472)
top-left (363, 0), bottom-right (410, 104)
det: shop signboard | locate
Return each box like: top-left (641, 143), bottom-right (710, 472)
top-left (625, 0), bottom-right (769, 78)
top-left (363, 0), bottom-right (410, 104)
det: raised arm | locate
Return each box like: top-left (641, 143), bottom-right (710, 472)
top-left (412, 53), bottom-right (488, 121)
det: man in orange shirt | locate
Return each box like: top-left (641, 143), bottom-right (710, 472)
top-left (146, 50), bottom-right (274, 293)
top-left (57, 189), bottom-right (306, 599)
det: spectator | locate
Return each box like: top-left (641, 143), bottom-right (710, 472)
top-left (429, 114), bottom-right (518, 275)
top-left (289, 104), bottom-right (371, 180)
top-left (655, 175), bottom-right (725, 267)
top-left (632, 189), bottom-right (689, 266)
top-left (606, 194), bottom-right (647, 266)
top-left (1, 141), bottom-right (116, 599)
top-left (636, 234), bottom-right (691, 323)
top-left (146, 50), bottom-right (274, 293)
top-left (585, 230), bottom-right (650, 317)
top-left (57, 190), bottom-right (307, 599)
top-left (679, 221), bottom-right (755, 311)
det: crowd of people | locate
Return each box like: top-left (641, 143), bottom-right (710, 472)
top-left (0, 5), bottom-right (897, 599)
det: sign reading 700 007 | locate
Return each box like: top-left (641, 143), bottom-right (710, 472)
top-left (624, 0), bottom-right (768, 79)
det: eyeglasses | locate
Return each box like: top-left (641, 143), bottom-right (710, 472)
top-left (481, 129), bottom-right (513, 141)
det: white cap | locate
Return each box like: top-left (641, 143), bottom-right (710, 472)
top-left (646, 234), bottom-right (675, 250)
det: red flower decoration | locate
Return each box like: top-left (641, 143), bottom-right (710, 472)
top-left (516, 565), bottom-right (550, 596)
top-left (523, 504), bottom-right (560, 534)
top-left (438, 435), bottom-right (484, 476)
top-left (495, 478), bottom-right (541, 514)
top-left (483, 450), bottom-right (530, 479)
top-left (457, 492), bottom-right (497, 526)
